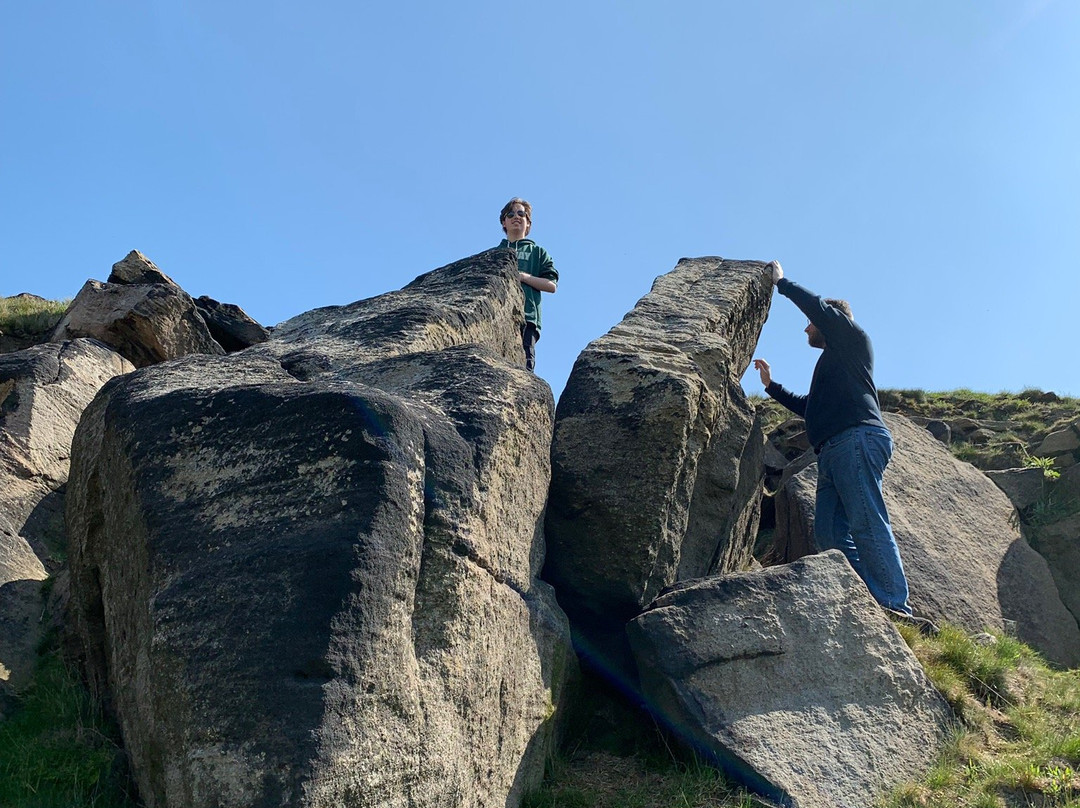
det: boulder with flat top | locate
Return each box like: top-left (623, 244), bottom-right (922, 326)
top-left (67, 249), bottom-right (573, 808)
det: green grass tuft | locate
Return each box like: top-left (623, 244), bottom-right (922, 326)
top-left (0, 650), bottom-right (138, 807)
top-left (0, 296), bottom-right (69, 337)
top-left (882, 625), bottom-right (1080, 807)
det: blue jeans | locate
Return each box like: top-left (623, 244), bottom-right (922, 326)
top-left (815, 425), bottom-right (911, 614)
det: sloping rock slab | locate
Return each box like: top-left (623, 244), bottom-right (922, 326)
top-left (52, 279), bottom-right (225, 368)
top-left (770, 413), bottom-right (1080, 667)
top-left (627, 551), bottom-right (953, 808)
top-left (545, 258), bottom-right (772, 662)
top-left (67, 251), bottom-right (572, 808)
top-left (0, 340), bottom-right (132, 695)
top-left (262, 248), bottom-right (525, 378)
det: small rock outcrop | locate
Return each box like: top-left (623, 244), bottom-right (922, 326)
top-left (52, 279), bottom-right (225, 367)
top-left (545, 258), bottom-right (772, 674)
top-left (194, 296), bottom-right (271, 352)
top-left (985, 467), bottom-right (1047, 512)
top-left (52, 250), bottom-right (270, 367)
top-left (769, 413), bottom-right (1080, 667)
top-left (1026, 513), bottom-right (1080, 627)
top-left (627, 551), bottom-right (953, 808)
top-left (67, 249), bottom-right (573, 808)
top-left (0, 340), bottom-right (132, 701)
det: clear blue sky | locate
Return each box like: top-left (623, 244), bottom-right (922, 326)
top-left (3, 1), bottom-right (1077, 400)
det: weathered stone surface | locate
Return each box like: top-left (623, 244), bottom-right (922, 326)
top-left (1027, 513), bottom-right (1080, 627)
top-left (1034, 420), bottom-right (1080, 457)
top-left (108, 250), bottom-right (178, 287)
top-left (924, 419), bottom-right (951, 445)
top-left (985, 467), bottom-right (1048, 512)
top-left (1058, 464), bottom-right (1080, 505)
top-left (545, 258), bottom-right (771, 672)
top-left (261, 248), bottom-right (525, 377)
top-left (52, 279), bottom-right (225, 367)
top-left (67, 250), bottom-right (573, 808)
top-left (0, 340), bottom-right (132, 697)
top-left (195, 296), bottom-right (271, 352)
top-left (627, 551), bottom-right (952, 808)
top-left (770, 413), bottom-right (1080, 667)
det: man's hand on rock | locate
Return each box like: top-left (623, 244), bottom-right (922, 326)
top-left (766, 260), bottom-right (783, 284)
top-left (753, 358), bottom-right (772, 388)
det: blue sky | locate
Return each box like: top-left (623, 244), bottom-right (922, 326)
top-left (3, 1), bottom-right (1077, 400)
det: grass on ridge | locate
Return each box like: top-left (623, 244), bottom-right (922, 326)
top-left (0, 295), bottom-right (69, 337)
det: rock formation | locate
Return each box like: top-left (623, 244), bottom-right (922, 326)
top-left (66, 248), bottom-right (574, 808)
top-left (52, 250), bottom-right (268, 367)
top-left (1026, 513), bottom-right (1080, 628)
top-left (769, 412), bottom-right (1080, 667)
top-left (0, 340), bottom-right (132, 705)
top-left (627, 551), bottom-right (953, 808)
top-left (545, 258), bottom-right (772, 677)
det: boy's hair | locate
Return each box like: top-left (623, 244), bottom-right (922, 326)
top-left (500, 197), bottom-right (532, 237)
top-left (825, 298), bottom-right (853, 318)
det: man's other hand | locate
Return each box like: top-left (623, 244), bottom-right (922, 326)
top-left (753, 358), bottom-right (772, 387)
top-left (766, 260), bottom-right (783, 284)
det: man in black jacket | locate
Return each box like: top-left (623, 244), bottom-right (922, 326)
top-left (754, 260), bottom-right (916, 619)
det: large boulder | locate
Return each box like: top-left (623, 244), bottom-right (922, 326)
top-left (770, 412), bottom-right (1080, 667)
top-left (545, 258), bottom-right (771, 673)
top-left (0, 340), bottom-right (132, 701)
top-left (52, 279), bottom-right (225, 367)
top-left (627, 551), bottom-right (953, 808)
top-left (67, 249), bottom-right (573, 808)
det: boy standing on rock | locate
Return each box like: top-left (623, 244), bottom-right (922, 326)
top-left (753, 261), bottom-right (934, 633)
top-left (497, 198), bottom-right (558, 372)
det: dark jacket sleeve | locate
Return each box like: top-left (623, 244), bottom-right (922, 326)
top-left (765, 381), bottom-right (807, 417)
top-left (776, 277), bottom-right (851, 346)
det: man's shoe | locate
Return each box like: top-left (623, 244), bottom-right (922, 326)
top-left (885, 608), bottom-right (940, 637)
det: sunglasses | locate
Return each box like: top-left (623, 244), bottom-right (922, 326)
top-left (504, 210), bottom-right (528, 219)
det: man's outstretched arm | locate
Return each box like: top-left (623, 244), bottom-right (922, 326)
top-left (754, 357), bottom-right (808, 417)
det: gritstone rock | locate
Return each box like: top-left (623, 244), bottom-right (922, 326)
top-left (66, 248), bottom-right (573, 808)
top-left (1026, 512), bottom-right (1080, 627)
top-left (627, 551), bottom-right (953, 808)
top-left (0, 340), bottom-right (132, 703)
top-left (545, 257), bottom-right (771, 677)
top-left (769, 412), bottom-right (1080, 667)
top-left (985, 467), bottom-right (1047, 512)
top-left (108, 250), bottom-right (179, 287)
top-left (52, 279), bottom-right (225, 367)
top-left (194, 296), bottom-right (271, 352)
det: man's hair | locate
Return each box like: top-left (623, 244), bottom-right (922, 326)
top-left (500, 197), bottom-right (532, 237)
top-left (825, 298), bottom-right (853, 318)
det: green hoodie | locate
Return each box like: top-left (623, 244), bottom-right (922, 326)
top-left (499, 238), bottom-right (558, 330)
